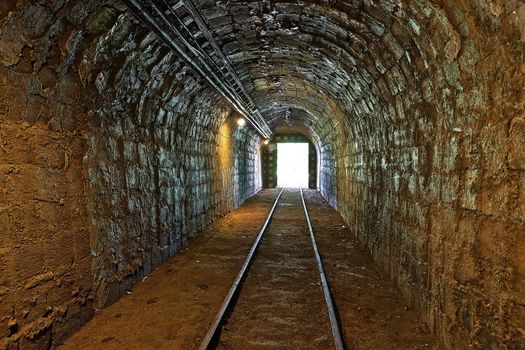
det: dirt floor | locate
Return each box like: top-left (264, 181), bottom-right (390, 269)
top-left (59, 189), bottom-right (437, 350)
top-left (216, 190), bottom-right (332, 349)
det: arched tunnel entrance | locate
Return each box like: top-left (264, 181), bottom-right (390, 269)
top-left (0, 0), bottom-right (524, 349)
top-left (262, 133), bottom-right (318, 189)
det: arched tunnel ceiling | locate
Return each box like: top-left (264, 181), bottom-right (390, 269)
top-left (174, 0), bottom-right (523, 146)
top-left (101, 0), bottom-right (525, 151)
top-left (190, 0), bottom-right (421, 137)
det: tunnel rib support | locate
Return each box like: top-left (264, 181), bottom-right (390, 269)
top-left (300, 188), bottom-right (345, 350)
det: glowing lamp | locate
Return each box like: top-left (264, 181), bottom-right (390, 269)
top-left (237, 118), bottom-right (246, 126)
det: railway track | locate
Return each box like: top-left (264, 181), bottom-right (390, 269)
top-left (199, 188), bottom-right (345, 350)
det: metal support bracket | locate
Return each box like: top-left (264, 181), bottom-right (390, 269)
top-left (122, 0), bottom-right (273, 139)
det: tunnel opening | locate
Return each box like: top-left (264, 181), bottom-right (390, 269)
top-left (262, 133), bottom-right (318, 189)
top-left (276, 142), bottom-right (309, 188)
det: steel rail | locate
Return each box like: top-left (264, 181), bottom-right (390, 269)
top-left (300, 188), bottom-right (345, 350)
top-left (198, 188), bottom-right (285, 350)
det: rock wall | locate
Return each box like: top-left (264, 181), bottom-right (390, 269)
top-left (0, 1), bottom-right (105, 346)
top-left (324, 2), bottom-right (525, 348)
top-left (232, 125), bottom-right (261, 207)
top-left (0, 70), bottom-right (93, 348)
top-left (0, 1), bottom-right (260, 348)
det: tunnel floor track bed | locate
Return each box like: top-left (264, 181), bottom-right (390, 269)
top-left (200, 188), bottom-right (343, 349)
top-left (59, 189), bottom-right (436, 350)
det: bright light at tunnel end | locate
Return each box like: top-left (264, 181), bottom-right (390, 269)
top-left (277, 143), bottom-right (309, 188)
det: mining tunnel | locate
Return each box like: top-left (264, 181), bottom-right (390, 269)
top-left (1, 0), bottom-right (524, 349)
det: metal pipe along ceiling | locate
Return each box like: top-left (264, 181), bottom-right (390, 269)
top-left (122, 0), bottom-right (273, 139)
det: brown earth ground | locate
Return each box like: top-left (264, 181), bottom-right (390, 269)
top-left (59, 189), bottom-right (437, 350)
top-left (216, 190), bottom-right (332, 349)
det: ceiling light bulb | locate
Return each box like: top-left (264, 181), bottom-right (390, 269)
top-left (237, 118), bottom-right (246, 126)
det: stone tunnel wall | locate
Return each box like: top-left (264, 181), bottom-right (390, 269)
top-left (0, 1), bottom-right (103, 347)
top-left (0, 1), bottom-right (260, 348)
top-left (232, 125), bottom-right (261, 207)
top-left (191, 0), bottom-right (524, 346)
top-left (321, 2), bottom-right (525, 348)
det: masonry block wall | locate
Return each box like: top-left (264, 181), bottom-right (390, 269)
top-left (232, 126), bottom-right (261, 207)
top-left (0, 2), bottom-right (260, 348)
top-left (0, 2), bottom-right (102, 347)
top-left (321, 2), bottom-right (525, 348)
